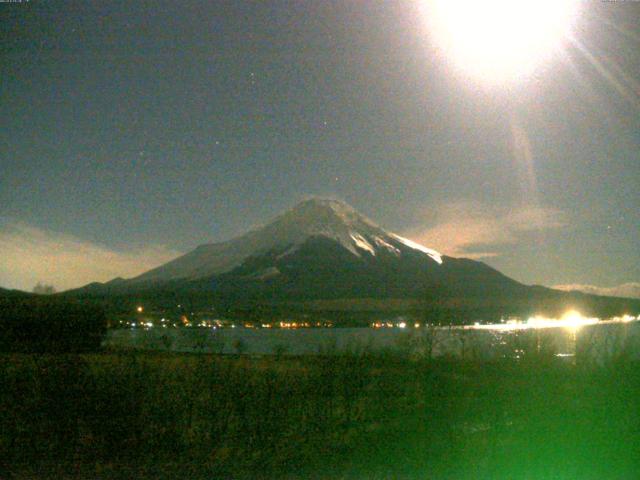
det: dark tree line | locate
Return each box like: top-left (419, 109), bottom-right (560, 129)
top-left (0, 297), bottom-right (106, 353)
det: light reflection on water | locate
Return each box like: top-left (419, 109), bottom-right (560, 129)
top-left (105, 314), bottom-right (640, 361)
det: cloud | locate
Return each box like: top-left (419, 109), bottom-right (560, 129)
top-left (404, 201), bottom-right (566, 260)
top-left (0, 222), bottom-right (181, 292)
top-left (552, 283), bottom-right (640, 299)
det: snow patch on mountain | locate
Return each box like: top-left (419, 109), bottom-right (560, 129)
top-left (350, 233), bottom-right (376, 256)
top-left (373, 236), bottom-right (401, 256)
top-left (392, 234), bottom-right (443, 264)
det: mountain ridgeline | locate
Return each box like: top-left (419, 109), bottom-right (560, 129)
top-left (67, 199), bottom-right (640, 322)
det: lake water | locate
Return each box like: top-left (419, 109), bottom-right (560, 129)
top-left (105, 316), bottom-right (640, 362)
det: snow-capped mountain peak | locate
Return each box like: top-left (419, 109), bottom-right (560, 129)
top-left (131, 198), bottom-right (442, 283)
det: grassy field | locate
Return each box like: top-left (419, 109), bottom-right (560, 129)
top-left (1, 349), bottom-right (639, 479)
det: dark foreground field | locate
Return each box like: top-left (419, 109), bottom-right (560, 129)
top-left (1, 350), bottom-right (639, 479)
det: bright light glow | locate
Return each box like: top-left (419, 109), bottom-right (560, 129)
top-left (426, 0), bottom-right (579, 82)
top-left (136, 306), bottom-right (143, 313)
top-left (560, 310), bottom-right (591, 331)
top-left (469, 311), bottom-right (601, 332)
top-left (398, 322), bottom-right (407, 329)
top-left (527, 311), bottom-right (598, 331)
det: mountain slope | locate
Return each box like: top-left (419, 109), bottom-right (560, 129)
top-left (67, 198), bottom-right (640, 320)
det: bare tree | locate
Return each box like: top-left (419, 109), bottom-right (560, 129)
top-left (33, 282), bottom-right (56, 295)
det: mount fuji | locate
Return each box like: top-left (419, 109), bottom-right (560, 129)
top-left (69, 198), bottom-right (639, 320)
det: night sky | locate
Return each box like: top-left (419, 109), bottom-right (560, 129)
top-left (1, 1), bottom-right (639, 292)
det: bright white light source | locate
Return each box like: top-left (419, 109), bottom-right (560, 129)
top-left (618, 314), bottom-right (635, 323)
top-left (426, 0), bottom-right (579, 82)
top-left (560, 310), bottom-right (597, 331)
